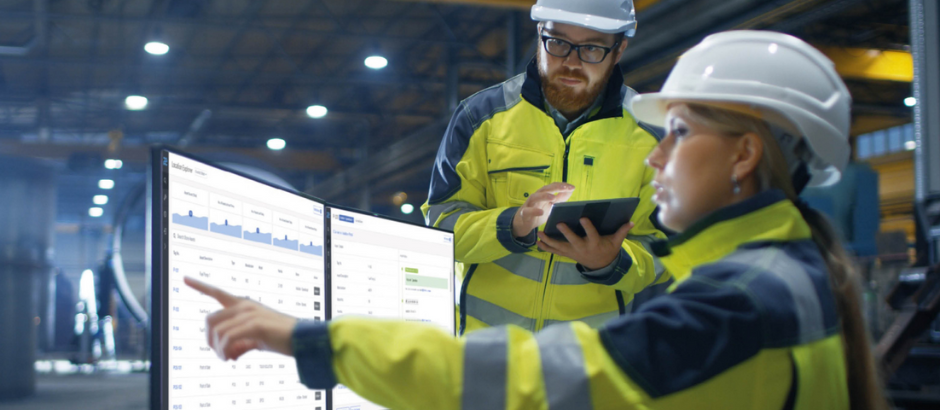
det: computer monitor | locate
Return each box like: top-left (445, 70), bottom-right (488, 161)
top-left (326, 206), bottom-right (456, 410)
top-left (152, 149), bottom-right (328, 410)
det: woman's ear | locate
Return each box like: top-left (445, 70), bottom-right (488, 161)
top-left (732, 132), bottom-right (764, 181)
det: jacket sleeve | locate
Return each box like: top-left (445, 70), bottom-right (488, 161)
top-left (581, 150), bottom-right (671, 293)
top-left (291, 271), bottom-right (786, 410)
top-left (421, 102), bottom-right (533, 265)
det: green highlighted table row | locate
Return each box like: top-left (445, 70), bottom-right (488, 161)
top-left (404, 274), bottom-right (448, 289)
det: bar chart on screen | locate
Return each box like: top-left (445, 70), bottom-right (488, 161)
top-left (163, 151), bottom-right (327, 410)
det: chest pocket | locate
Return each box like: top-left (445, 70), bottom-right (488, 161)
top-left (487, 144), bottom-right (554, 207)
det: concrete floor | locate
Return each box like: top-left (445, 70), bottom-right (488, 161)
top-left (0, 373), bottom-right (148, 410)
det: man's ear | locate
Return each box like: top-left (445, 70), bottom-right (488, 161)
top-left (611, 37), bottom-right (628, 61)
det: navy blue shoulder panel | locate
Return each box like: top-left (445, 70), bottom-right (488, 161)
top-left (427, 76), bottom-right (524, 204)
top-left (598, 266), bottom-right (763, 398)
top-left (735, 241), bottom-right (841, 347)
top-left (599, 240), bottom-right (840, 398)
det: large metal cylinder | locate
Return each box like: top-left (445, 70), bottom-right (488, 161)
top-left (0, 155), bottom-right (56, 400)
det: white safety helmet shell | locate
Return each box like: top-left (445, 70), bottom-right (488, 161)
top-left (631, 30), bottom-right (852, 187)
top-left (531, 0), bottom-right (637, 36)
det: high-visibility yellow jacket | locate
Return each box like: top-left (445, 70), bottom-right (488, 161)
top-left (294, 190), bottom-right (850, 409)
top-left (420, 59), bottom-right (668, 334)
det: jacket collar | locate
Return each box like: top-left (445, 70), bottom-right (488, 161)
top-left (652, 190), bottom-right (813, 284)
top-left (521, 57), bottom-right (627, 122)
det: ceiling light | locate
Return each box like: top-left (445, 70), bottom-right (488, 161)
top-left (93, 195), bottom-right (109, 205)
top-left (401, 203), bottom-right (414, 215)
top-left (144, 41), bottom-right (169, 55)
top-left (104, 159), bottom-right (123, 170)
top-left (125, 95), bottom-right (148, 111)
top-left (365, 56), bottom-right (388, 70)
top-left (306, 105), bottom-right (328, 118)
top-left (88, 207), bottom-right (104, 218)
top-left (905, 97), bottom-right (917, 107)
top-left (267, 138), bottom-right (286, 151)
top-left (98, 179), bottom-right (115, 190)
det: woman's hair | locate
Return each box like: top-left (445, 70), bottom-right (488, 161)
top-left (677, 103), bottom-right (889, 410)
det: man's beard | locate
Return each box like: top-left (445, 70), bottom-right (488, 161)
top-left (539, 53), bottom-right (615, 119)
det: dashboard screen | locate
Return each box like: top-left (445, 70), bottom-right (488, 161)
top-left (154, 149), bottom-right (456, 410)
top-left (156, 150), bottom-right (327, 410)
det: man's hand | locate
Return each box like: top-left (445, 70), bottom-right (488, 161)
top-left (512, 182), bottom-right (575, 238)
top-left (184, 277), bottom-right (298, 361)
top-left (537, 218), bottom-right (634, 270)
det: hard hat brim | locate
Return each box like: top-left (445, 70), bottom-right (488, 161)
top-left (531, 5), bottom-right (637, 36)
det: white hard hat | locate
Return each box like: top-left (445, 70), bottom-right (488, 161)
top-left (630, 30), bottom-right (852, 188)
top-left (531, 0), bottom-right (637, 37)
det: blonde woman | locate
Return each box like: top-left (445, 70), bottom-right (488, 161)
top-left (187, 30), bottom-right (887, 409)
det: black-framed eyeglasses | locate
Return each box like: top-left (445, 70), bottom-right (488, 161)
top-left (540, 33), bottom-right (620, 64)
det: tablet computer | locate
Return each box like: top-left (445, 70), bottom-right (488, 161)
top-left (542, 198), bottom-right (640, 241)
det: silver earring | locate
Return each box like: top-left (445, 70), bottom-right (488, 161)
top-left (732, 175), bottom-right (741, 195)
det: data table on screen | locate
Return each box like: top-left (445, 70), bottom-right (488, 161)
top-left (328, 208), bottom-right (455, 410)
top-left (162, 151), bottom-right (327, 410)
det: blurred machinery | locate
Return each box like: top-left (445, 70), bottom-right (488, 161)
top-left (0, 155), bottom-right (56, 400)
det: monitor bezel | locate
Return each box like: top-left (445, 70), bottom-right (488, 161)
top-left (151, 146), bottom-right (330, 410)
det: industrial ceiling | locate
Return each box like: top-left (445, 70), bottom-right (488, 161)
top-left (0, 0), bottom-right (912, 221)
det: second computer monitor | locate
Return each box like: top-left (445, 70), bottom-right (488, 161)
top-left (327, 206), bottom-right (455, 410)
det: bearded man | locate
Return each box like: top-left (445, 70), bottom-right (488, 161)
top-left (422, 0), bottom-right (669, 335)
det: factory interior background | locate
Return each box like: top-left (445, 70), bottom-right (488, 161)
top-left (1, 0), bottom-right (939, 409)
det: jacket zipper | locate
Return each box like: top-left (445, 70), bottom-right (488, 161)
top-left (536, 134), bottom-right (572, 330)
top-left (562, 144), bottom-right (571, 182)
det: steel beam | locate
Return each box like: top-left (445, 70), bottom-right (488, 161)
top-left (228, 0), bottom-right (319, 102)
top-left (620, 0), bottom-right (871, 90)
top-left (0, 140), bottom-right (340, 171)
top-left (0, 11), bottom-right (481, 47)
top-left (821, 47), bottom-right (913, 83)
top-left (305, 119), bottom-right (448, 200)
top-left (0, 54), bottom-right (493, 88)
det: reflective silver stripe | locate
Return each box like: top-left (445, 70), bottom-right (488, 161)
top-left (627, 234), bottom-right (665, 282)
top-left (466, 294), bottom-right (537, 331)
top-left (536, 325), bottom-right (593, 410)
top-left (724, 248), bottom-right (825, 343)
top-left (502, 74), bottom-right (525, 109)
top-left (543, 310), bottom-right (620, 329)
top-left (426, 201), bottom-right (482, 231)
top-left (462, 327), bottom-right (508, 409)
top-left (550, 261), bottom-right (590, 285)
top-left (622, 85), bottom-right (664, 142)
top-left (621, 86), bottom-right (640, 119)
top-left (493, 253), bottom-right (545, 283)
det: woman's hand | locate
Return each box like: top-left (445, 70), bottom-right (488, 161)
top-left (184, 277), bottom-right (298, 361)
